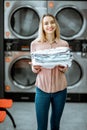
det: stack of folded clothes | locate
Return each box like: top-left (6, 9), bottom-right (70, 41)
top-left (31, 47), bottom-right (73, 69)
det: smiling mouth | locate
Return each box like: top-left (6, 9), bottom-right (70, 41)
top-left (47, 28), bottom-right (54, 31)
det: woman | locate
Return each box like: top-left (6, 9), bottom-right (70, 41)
top-left (30, 14), bottom-right (69, 130)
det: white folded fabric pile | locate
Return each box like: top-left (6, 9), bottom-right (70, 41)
top-left (31, 47), bottom-right (73, 69)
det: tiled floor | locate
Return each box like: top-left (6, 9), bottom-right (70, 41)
top-left (0, 102), bottom-right (87, 130)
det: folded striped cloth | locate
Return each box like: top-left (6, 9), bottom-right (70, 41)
top-left (31, 47), bottom-right (73, 69)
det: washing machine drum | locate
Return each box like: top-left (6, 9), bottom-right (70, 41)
top-left (9, 57), bottom-right (36, 89)
top-left (66, 60), bottom-right (82, 89)
top-left (55, 6), bottom-right (85, 40)
top-left (9, 6), bottom-right (40, 39)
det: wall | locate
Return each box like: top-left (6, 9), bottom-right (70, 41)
top-left (0, 0), bottom-right (4, 98)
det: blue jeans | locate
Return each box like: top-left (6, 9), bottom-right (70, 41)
top-left (35, 87), bottom-right (67, 130)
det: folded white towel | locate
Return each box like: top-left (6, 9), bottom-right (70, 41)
top-left (31, 47), bottom-right (73, 69)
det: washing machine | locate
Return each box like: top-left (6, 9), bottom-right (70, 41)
top-left (65, 40), bottom-right (87, 102)
top-left (4, 0), bottom-right (47, 39)
top-left (4, 40), bottom-right (37, 101)
top-left (47, 1), bottom-right (87, 102)
top-left (66, 51), bottom-right (87, 101)
top-left (47, 1), bottom-right (87, 40)
top-left (4, 0), bottom-right (47, 100)
top-left (66, 52), bottom-right (87, 93)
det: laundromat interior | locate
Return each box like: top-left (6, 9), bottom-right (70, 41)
top-left (0, 0), bottom-right (87, 130)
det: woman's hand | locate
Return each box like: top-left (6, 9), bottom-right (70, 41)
top-left (33, 65), bottom-right (41, 72)
top-left (29, 62), bottom-right (41, 73)
top-left (58, 65), bottom-right (68, 73)
top-left (29, 61), bottom-right (41, 73)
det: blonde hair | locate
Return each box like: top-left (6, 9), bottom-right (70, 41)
top-left (37, 14), bottom-right (60, 43)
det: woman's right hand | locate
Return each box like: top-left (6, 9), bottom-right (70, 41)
top-left (29, 62), bottom-right (41, 73)
top-left (33, 65), bottom-right (41, 71)
top-left (33, 65), bottom-right (41, 72)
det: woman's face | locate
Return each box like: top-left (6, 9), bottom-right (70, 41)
top-left (42, 16), bottom-right (56, 35)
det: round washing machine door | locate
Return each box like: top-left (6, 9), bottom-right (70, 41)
top-left (65, 60), bottom-right (83, 89)
top-left (9, 6), bottom-right (40, 39)
top-left (55, 6), bottom-right (86, 40)
top-left (9, 56), bottom-right (36, 89)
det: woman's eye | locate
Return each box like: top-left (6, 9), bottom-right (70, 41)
top-left (44, 22), bottom-right (48, 25)
top-left (51, 20), bottom-right (55, 24)
top-left (44, 20), bottom-right (55, 25)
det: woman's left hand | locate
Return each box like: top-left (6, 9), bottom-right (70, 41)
top-left (58, 65), bottom-right (68, 73)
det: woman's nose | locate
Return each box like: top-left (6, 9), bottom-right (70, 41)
top-left (48, 23), bottom-right (52, 27)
